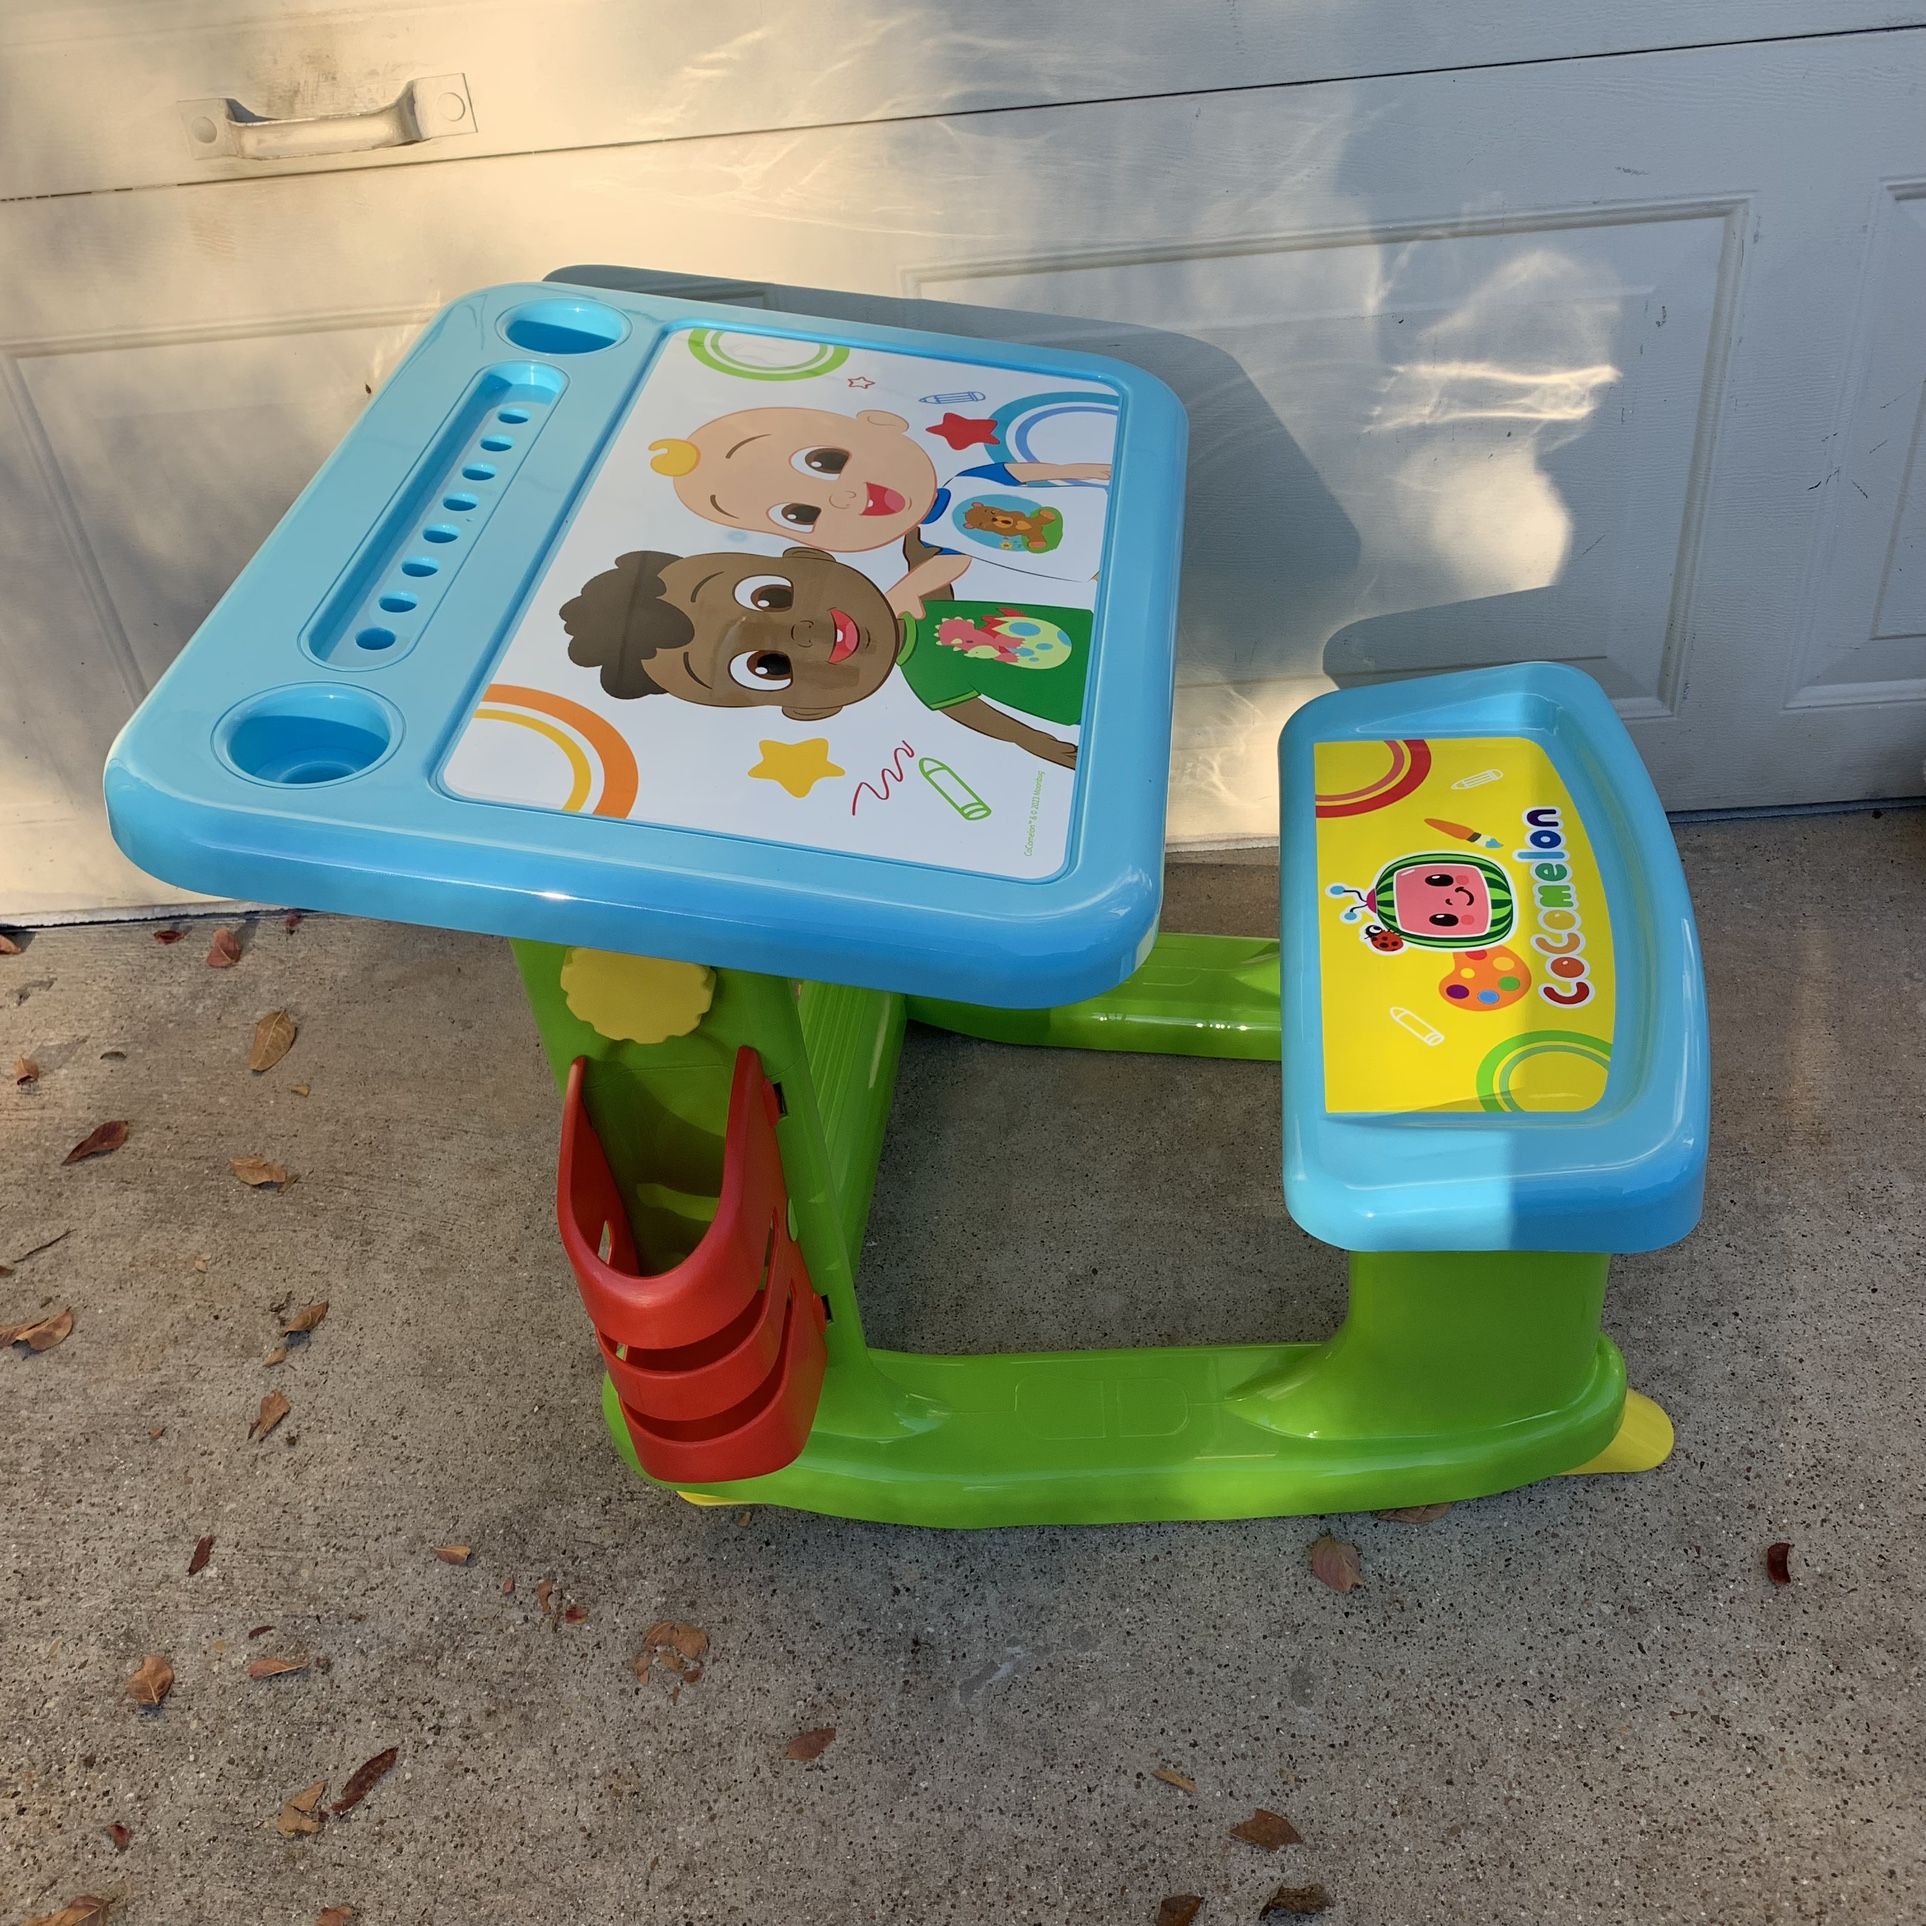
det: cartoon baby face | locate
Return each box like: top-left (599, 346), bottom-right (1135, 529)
top-left (651, 407), bottom-right (936, 551)
top-left (560, 548), bottom-right (900, 722)
top-left (1391, 862), bottom-right (1495, 938)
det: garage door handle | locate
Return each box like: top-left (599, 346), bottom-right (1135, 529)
top-left (179, 73), bottom-right (473, 162)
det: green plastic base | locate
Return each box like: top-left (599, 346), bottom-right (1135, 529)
top-left (518, 932), bottom-right (1662, 1529)
top-left (607, 1338), bottom-right (1628, 1526)
top-left (608, 1246), bottom-right (1627, 1525)
top-left (906, 932), bottom-right (1281, 1061)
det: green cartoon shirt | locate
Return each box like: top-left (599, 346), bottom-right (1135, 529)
top-left (894, 599), bottom-right (1092, 730)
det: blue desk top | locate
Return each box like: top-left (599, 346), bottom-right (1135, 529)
top-left (106, 284), bottom-right (1187, 1007)
top-left (1280, 664), bottom-right (1709, 1254)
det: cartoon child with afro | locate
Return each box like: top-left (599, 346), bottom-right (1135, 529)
top-left (560, 543), bottom-right (1089, 769)
top-left (646, 406), bottom-right (1111, 613)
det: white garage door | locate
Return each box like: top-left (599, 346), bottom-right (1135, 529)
top-left (2, 8), bottom-right (1923, 909)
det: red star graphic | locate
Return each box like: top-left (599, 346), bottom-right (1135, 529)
top-left (927, 411), bottom-right (998, 451)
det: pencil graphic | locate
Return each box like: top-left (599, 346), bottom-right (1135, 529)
top-left (920, 756), bottom-right (991, 820)
top-left (1424, 816), bottom-right (1503, 850)
top-left (1389, 1006), bottom-right (1445, 1046)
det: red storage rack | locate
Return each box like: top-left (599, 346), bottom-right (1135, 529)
top-left (558, 1047), bottom-right (827, 1484)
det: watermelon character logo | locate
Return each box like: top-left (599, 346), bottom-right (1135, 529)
top-left (1327, 852), bottom-right (1516, 954)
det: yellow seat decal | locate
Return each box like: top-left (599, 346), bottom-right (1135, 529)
top-left (1313, 736), bottom-right (1615, 1115)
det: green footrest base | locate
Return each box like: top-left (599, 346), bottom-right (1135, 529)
top-left (907, 931), bottom-right (1280, 1061)
top-left (610, 1319), bottom-right (1642, 1528)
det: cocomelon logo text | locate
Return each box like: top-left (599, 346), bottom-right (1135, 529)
top-left (1518, 806), bottom-right (1594, 1006)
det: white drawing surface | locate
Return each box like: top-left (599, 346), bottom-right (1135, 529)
top-left (442, 327), bottom-right (1120, 880)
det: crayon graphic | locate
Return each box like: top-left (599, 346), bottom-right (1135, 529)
top-left (1389, 1005), bottom-right (1445, 1047)
top-left (920, 390), bottom-right (987, 405)
top-left (1424, 816), bottom-right (1503, 850)
top-left (1451, 768), bottom-right (1502, 790)
top-left (920, 756), bottom-right (991, 820)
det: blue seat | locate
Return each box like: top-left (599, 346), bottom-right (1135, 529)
top-left (1279, 662), bottom-right (1709, 1255)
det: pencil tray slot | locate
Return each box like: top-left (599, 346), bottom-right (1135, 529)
top-left (302, 361), bottom-right (566, 667)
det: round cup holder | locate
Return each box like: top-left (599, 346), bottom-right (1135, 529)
top-left (498, 297), bottom-right (629, 356)
top-left (219, 684), bottom-right (400, 787)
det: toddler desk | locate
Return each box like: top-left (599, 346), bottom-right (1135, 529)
top-left (107, 283), bottom-right (1708, 1526)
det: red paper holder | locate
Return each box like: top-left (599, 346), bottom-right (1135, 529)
top-left (558, 1047), bottom-right (826, 1484)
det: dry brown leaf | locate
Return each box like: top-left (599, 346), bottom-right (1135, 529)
top-left (1309, 1535), bottom-right (1363, 1594)
top-left (1375, 1503), bottom-right (1453, 1525)
top-left (148, 1426), bottom-right (165, 1441)
top-left (247, 1654), bottom-right (309, 1680)
top-left (125, 1654), bottom-right (174, 1708)
top-left (635, 1618), bottom-right (707, 1685)
top-left (7, 1306), bottom-right (74, 1353)
top-left (231, 1155), bottom-right (292, 1189)
top-left (283, 1300), bottom-right (329, 1335)
top-left (187, 1534), bottom-right (214, 1576)
top-left (643, 1619), bottom-right (708, 1664)
top-left (1151, 1765), bottom-right (1196, 1795)
top-left (248, 1390), bottom-right (291, 1442)
top-left (1230, 1808), bottom-right (1302, 1851)
top-left (151, 928), bottom-right (183, 946)
top-left (64, 1121), bottom-right (129, 1164)
top-left (1766, 1541), bottom-right (1793, 1585)
top-left (191, 1254), bottom-right (209, 1273)
top-left (247, 1624), bottom-right (274, 1639)
top-left (434, 1545), bottom-right (472, 1566)
top-left (105, 1822), bottom-right (131, 1852)
top-left (1260, 1886), bottom-right (1332, 1919)
top-left (25, 1896), bottom-right (113, 1926)
top-left (535, 1579), bottom-right (554, 1614)
top-left (13, 1055), bottom-right (38, 1085)
top-left (264, 1343), bottom-right (290, 1367)
top-left (248, 1010), bottom-right (298, 1073)
top-left (500, 1576), bottom-right (514, 1596)
top-left (331, 1746), bottom-right (397, 1815)
top-left (317, 1911), bottom-right (354, 1926)
top-left (783, 1726), bottom-right (836, 1761)
top-left (275, 1780), bottom-right (327, 1837)
top-left (206, 927), bottom-right (243, 968)
top-left (1156, 1901), bottom-right (1203, 1926)
top-left (290, 1082), bottom-right (312, 1098)
top-left (562, 1602), bottom-right (589, 1624)
top-left (0, 930), bottom-right (22, 955)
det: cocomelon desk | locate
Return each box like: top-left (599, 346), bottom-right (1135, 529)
top-left (106, 283), bottom-right (1709, 1527)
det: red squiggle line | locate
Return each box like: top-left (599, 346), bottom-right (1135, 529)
top-left (851, 741), bottom-right (916, 816)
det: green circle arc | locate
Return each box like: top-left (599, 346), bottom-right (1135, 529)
top-left (685, 329), bottom-right (850, 381)
top-left (1475, 1029), bottom-right (1612, 1114)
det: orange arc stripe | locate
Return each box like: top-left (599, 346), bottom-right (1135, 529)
top-left (474, 708), bottom-right (593, 812)
top-left (484, 683), bottom-right (640, 819)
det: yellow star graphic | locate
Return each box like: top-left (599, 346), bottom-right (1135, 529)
top-left (748, 737), bottom-right (844, 799)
